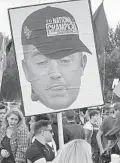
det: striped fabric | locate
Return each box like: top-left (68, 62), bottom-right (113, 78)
top-left (0, 126), bottom-right (29, 163)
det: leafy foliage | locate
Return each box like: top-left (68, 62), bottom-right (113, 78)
top-left (99, 24), bottom-right (120, 103)
top-left (0, 39), bottom-right (22, 102)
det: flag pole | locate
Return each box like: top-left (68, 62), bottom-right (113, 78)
top-left (111, 91), bottom-right (114, 104)
top-left (102, 0), bottom-right (104, 93)
top-left (57, 112), bottom-right (64, 149)
top-left (103, 50), bottom-right (106, 93)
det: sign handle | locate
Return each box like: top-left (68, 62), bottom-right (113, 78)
top-left (57, 112), bottom-right (64, 149)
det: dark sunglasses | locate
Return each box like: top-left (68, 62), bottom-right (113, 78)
top-left (44, 129), bottom-right (53, 134)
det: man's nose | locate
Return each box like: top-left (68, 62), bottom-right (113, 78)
top-left (48, 60), bottom-right (62, 79)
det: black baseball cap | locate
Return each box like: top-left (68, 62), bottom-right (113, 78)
top-left (21, 6), bottom-right (91, 59)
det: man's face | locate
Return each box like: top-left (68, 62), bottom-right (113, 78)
top-left (43, 124), bottom-right (53, 142)
top-left (0, 109), bottom-right (6, 122)
top-left (92, 114), bottom-right (99, 123)
top-left (29, 116), bottom-right (36, 130)
top-left (102, 113), bottom-right (109, 120)
top-left (22, 45), bottom-right (87, 110)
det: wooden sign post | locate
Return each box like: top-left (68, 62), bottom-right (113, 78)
top-left (57, 112), bottom-right (64, 149)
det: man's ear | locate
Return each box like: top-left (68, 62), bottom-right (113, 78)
top-left (80, 54), bottom-right (87, 75)
top-left (41, 130), bottom-right (44, 136)
top-left (22, 59), bottom-right (29, 81)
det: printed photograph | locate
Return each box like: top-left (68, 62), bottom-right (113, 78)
top-left (8, 0), bottom-right (103, 115)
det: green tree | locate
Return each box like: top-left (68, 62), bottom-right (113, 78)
top-left (99, 24), bottom-right (120, 103)
top-left (105, 28), bottom-right (116, 54)
top-left (114, 23), bottom-right (120, 47)
top-left (0, 39), bottom-right (22, 102)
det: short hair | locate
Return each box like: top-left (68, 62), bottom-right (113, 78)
top-left (66, 110), bottom-right (75, 121)
top-left (38, 114), bottom-right (50, 121)
top-left (34, 120), bottom-right (52, 135)
top-left (49, 113), bottom-right (57, 122)
top-left (33, 114), bottom-right (50, 122)
top-left (89, 110), bottom-right (99, 119)
top-left (55, 139), bottom-right (92, 163)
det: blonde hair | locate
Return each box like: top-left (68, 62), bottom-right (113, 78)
top-left (2, 107), bottom-right (25, 130)
top-left (54, 139), bottom-right (92, 163)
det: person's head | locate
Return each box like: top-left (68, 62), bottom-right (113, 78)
top-left (34, 120), bottom-right (53, 142)
top-left (108, 107), bottom-right (116, 118)
top-left (3, 107), bottom-right (25, 129)
top-left (21, 6), bottom-right (91, 110)
top-left (29, 115), bottom-right (36, 130)
top-left (66, 110), bottom-right (75, 122)
top-left (102, 107), bottom-right (110, 120)
top-left (29, 114), bottom-right (50, 130)
top-left (49, 113), bottom-right (58, 124)
top-left (0, 103), bottom-right (7, 123)
top-left (53, 139), bottom-right (92, 163)
top-left (114, 103), bottom-right (120, 118)
top-left (62, 116), bottom-right (67, 125)
top-left (89, 110), bottom-right (100, 123)
top-left (105, 118), bottom-right (120, 142)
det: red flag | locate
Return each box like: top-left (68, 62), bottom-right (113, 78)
top-left (93, 2), bottom-right (108, 54)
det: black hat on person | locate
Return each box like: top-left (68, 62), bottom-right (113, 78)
top-left (66, 110), bottom-right (75, 120)
top-left (21, 6), bottom-right (91, 59)
top-left (105, 118), bottom-right (120, 140)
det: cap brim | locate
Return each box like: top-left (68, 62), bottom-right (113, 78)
top-left (35, 39), bottom-right (92, 59)
top-left (105, 126), bottom-right (120, 140)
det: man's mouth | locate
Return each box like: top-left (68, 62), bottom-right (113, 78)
top-left (46, 85), bottom-right (66, 91)
top-left (49, 85), bottom-right (66, 91)
top-left (46, 85), bottom-right (67, 96)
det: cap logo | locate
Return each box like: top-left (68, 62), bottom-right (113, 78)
top-left (23, 26), bottom-right (32, 39)
top-left (46, 17), bottom-right (78, 37)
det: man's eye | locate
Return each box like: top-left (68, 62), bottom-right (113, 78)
top-left (62, 59), bottom-right (70, 63)
top-left (36, 60), bottom-right (49, 65)
top-left (59, 58), bottom-right (72, 64)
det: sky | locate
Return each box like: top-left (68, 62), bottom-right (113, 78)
top-left (0, 0), bottom-right (120, 37)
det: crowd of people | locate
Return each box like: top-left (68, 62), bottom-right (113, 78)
top-left (0, 102), bottom-right (120, 163)
top-left (0, 1), bottom-right (119, 163)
